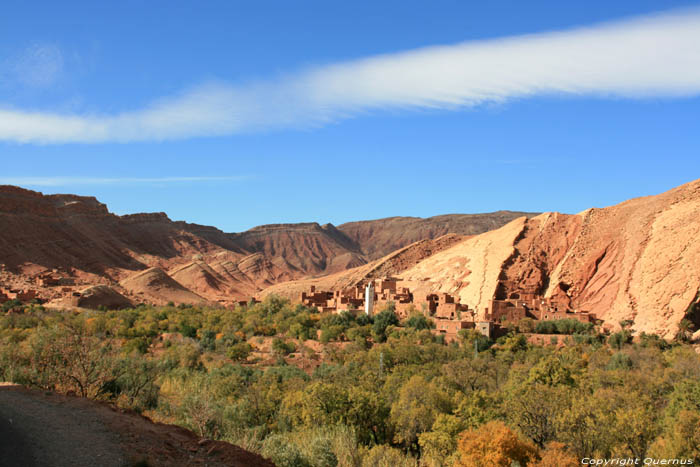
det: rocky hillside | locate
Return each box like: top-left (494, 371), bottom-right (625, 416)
top-left (261, 233), bottom-right (468, 299)
top-left (0, 185), bottom-right (526, 306)
top-left (398, 179), bottom-right (700, 338)
top-left (264, 179), bottom-right (700, 337)
top-left (337, 211), bottom-right (537, 259)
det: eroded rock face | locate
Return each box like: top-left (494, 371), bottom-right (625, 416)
top-left (399, 217), bottom-right (528, 315)
top-left (395, 179), bottom-right (700, 338)
top-left (547, 179), bottom-right (700, 338)
top-left (260, 234), bottom-right (468, 299)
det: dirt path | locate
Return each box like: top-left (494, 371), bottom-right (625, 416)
top-left (0, 386), bottom-right (127, 467)
top-left (0, 385), bottom-right (274, 467)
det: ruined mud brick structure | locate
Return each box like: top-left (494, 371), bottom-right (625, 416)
top-left (429, 292), bottom-right (472, 319)
top-left (434, 318), bottom-right (475, 336)
top-left (372, 279), bottom-right (416, 319)
top-left (300, 285), bottom-right (363, 313)
top-left (35, 271), bottom-right (75, 287)
top-left (235, 298), bottom-right (261, 307)
top-left (476, 321), bottom-right (494, 338)
top-left (485, 280), bottom-right (596, 324)
top-left (429, 293), bottom-right (481, 342)
top-left (0, 288), bottom-right (38, 302)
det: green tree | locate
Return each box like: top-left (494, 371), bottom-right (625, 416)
top-left (272, 337), bottom-right (296, 356)
top-left (608, 330), bottom-right (631, 350)
top-left (419, 414), bottom-right (468, 464)
top-left (526, 354), bottom-right (576, 386)
top-left (505, 383), bottom-right (566, 448)
top-left (227, 342), bottom-right (252, 362)
top-left (405, 312), bottom-right (432, 331)
top-left (676, 319), bottom-right (694, 342)
top-left (389, 375), bottom-right (451, 451)
top-left (28, 322), bottom-right (124, 398)
top-left (372, 310), bottom-right (399, 343)
top-left (648, 410), bottom-right (700, 460)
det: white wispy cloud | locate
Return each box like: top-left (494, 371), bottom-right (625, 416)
top-left (3, 43), bottom-right (65, 88)
top-left (2, 7), bottom-right (700, 144)
top-left (0, 176), bottom-right (248, 187)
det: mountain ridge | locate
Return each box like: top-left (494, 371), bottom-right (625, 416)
top-left (0, 185), bottom-right (531, 306)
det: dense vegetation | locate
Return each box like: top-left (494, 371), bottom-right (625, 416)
top-left (0, 296), bottom-right (699, 466)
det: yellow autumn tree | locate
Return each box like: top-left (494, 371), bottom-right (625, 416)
top-left (454, 421), bottom-right (539, 467)
top-left (531, 442), bottom-right (579, 467)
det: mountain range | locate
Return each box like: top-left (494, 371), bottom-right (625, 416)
top-left (1, 179), bottom-right (698, 338)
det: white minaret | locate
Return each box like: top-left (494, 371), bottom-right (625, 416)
top-left (364, 282), bottom-right (375, 316)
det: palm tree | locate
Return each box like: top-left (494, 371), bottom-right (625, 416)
top-left (677, 318), bottom-right (693, 342)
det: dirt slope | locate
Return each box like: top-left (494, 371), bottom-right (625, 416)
top-left (120, 267), bottom-right (207, 305)
top-left (0, 384), bottom-right (273, 467)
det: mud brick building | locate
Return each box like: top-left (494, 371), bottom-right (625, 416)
top-left (297, 277), bottom-right (596, 343)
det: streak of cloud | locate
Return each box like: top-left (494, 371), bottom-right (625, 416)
top-left (0, 176), bottom-right (248, 187)
top-left (1, 7), bottom-right (700, 144)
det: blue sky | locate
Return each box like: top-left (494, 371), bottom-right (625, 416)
top-left (1, 1), bottom-right (699, 232)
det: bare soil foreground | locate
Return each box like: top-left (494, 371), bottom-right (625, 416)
top-left (0, 384), bottom-right (273, 467)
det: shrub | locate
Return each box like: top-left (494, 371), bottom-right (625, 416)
top-left (227, 342), bottom-right (252, 362)
top-left (517, 318), bottom-right (536, 333)
top-left (262, 434), bottom-right (310, 467)
top-left (179, 323), bottom-right (197, 338)
top-left (320, 325), bottom-right (344, 343)
top-left (535, 319), bottom-right (592, 335)
top-left (361, 444), bottom-right (416, 467)
top-left (405, 312), bottom-right (432, 331)
top-left (608, 330), bottom-right (632, 350)
top-left (28, 322), bottom-right (124, 398)
top-left (199, 330), bottom-right (216, 351)
top-left (123, 336), bottom-right (150, 355)
top-left (607, 352), bottom-right (634, 370)
top-left (272, 338), bottom-right (296, 356)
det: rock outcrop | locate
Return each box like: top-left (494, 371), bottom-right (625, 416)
top-left (396, 179), bottom-right (700, 337)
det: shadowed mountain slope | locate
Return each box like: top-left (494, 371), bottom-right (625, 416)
top-left (337, 211), bottom-right (538, 259)
top-left (0, 185), bottom-right (527, 306)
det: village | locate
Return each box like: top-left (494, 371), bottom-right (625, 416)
top-left (300, 277), bottom-right (596, 341)
top-left (0, 268), bottom-right (77, 305)
top-left (0, 265), bottom-right (597, 343)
